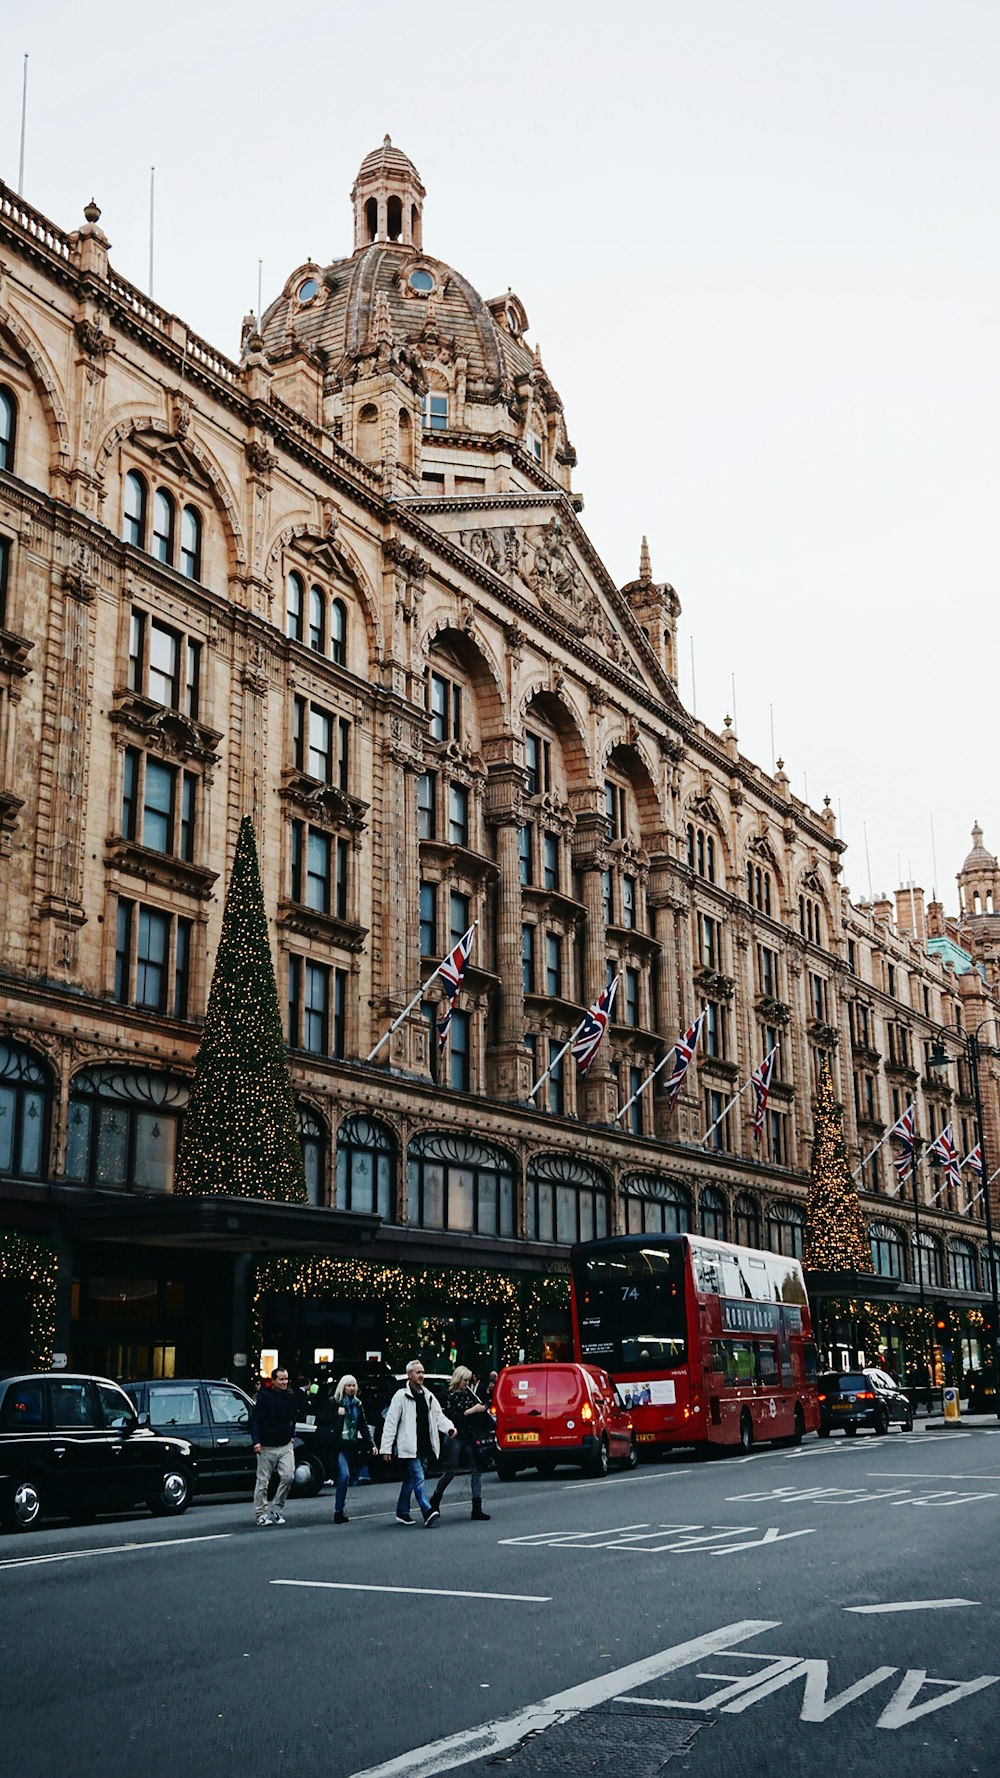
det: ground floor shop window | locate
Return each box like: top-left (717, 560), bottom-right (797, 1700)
top-left (525, 1153), bottom-right (610, 1245)
top-left (870, 1221), bottom-right (904, 1278)
top-left (335, 1114), bottom-right (396, 1218)
top-left (698, 1185), bottom-right (728, 1242)
top-left (0, 1040), bottom-right (51, 1179)
top-left (622, 1174), bottom-right (691, 1236)
top-left (407, 1130), bottom-right (515, 1236)
top-left (65, 1066), bottom-right (189, 1192)
top-left (766, 1200), bottom-right (805, 1259)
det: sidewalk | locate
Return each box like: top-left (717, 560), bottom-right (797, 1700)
top-left (916, 1411), bottom-right (999, 1429)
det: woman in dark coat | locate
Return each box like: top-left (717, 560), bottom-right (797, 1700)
top-left (428, 1365), bottom-right (491, 1522)
top-left (329, 1373), bottom-right (374, 1524)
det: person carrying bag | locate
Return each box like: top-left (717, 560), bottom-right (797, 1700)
top-left (427, 1366), bottom-right (492, 1522)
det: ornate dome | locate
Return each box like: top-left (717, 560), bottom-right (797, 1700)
top-left (354, 134), bottom-right (423, 187)
top-left (962, 822), bottom-right (997, 876)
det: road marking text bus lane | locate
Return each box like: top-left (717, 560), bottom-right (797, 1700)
top-left (498, 1521), bottom-right (813, 1554)
top-left (345, 1618), bottom-right (999, 1778)
top-left (726, 1482), bottom-right (997, 1507)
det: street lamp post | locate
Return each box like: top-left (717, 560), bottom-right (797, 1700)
top-left (929, 1020), bottom-right (1000, 1420)
top-left (908, 1134), bottom-right (932, 1411)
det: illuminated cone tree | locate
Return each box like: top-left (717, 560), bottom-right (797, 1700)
top-left (803, 1059), bottom-right (873, 1273)
top-left (175, 815), bottom-right (307, 1202)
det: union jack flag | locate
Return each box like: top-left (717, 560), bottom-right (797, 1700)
top-left (663, 1013), bottom-right (705, 1112)
top-left (889, 1104), bottom-right (916, 1191)
top-left (963, 1143), bottom-right (984, 1183)
top-left (571, 976), bottom-right (619, 1077)
top-left (928, 1124), bottom-right (963, 1200)
top-left (435, 925), bottom-right (476, 1052)
top-left (751, 1048), bottom-right (777, 1147)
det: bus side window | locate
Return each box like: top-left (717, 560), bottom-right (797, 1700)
top-left (756, 1342), bottom-right (779, 1388)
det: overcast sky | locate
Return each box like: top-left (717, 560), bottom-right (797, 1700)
top-left (4, 2), bottom-right (997, 916)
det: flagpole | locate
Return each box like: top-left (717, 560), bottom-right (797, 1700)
top-left (852, 1101), bottom-right (914, 1181)
top-left (366, 921), bottom-right (478, 1062)
top-left (962, 1161), bottom-right (1000, 1216)
top-left (613, 1045), bottom-right (676, 1125)
top-left (698, 1074), bottom-right (753, 1147)
top-left (527, 1022), bottom-right (585, 1102)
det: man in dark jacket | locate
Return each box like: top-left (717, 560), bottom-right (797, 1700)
top-left (250, 1367), bottom-right (298, 1526)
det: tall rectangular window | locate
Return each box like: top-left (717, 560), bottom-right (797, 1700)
top-left (129, 610), bottom-right (146, 692)
top-left (449, 891), bottom-right (470, 947)
top-left (335, 838), bottom-right (349, 921)
top-left (309, 707), bottom-right (333, 781)
top-left (522, 924), bottom-right (535, 993)
top-left (624, 966), bottom-right (640, 1027)
top-left (0, 535), bottom-right (10, 628)
top-left (518, 824), bottom-right (533, 886)
top-left (173, 917), bottom-right (192, 1019)
top-left (417, 772), bottom-right (436, 840)
top-left (122, 748), bottom-right (139, 840)
top-left (179, 773), bottom-right (196, 862)
top-left (148, 622), bottom-right (180, 708)
top-left (545, 932), bottom-right (562, 997)
top-left (338, 718), bottom-right (350, 792)
top-left (449, 783), bottom-right (469, 847)
top-left (115, 900), bottom-right (134, 1004)
top-left (136, 907), bottom-right (170, 1011)
top-left (622, 875), bottom-right (636, 930)
top-left (705, 1089), bottom-right (729, 1151)
top-left (628, 1065), bottom-right (644, 1135)
top-left (524, 730), bottom-right (551, 796)
top-left (769, 1110), bottom-right (785, 1165)
top-left (422, 392), bottom-right (448, 430)
top-left (543, 832), bottom-right (559, 891)
top-left (547, 1039), bottom-right (564, 1116)
top-left (450, 1009), bottom-right (470, 1091)
top-left (428, 670), bottom-right (461, 743)
top-left (601, 869), bottom-right (612, 925)
top-left (306, 830), bottom-right (332, 913)
top-left (288, 956), bottom-right (302, 1043)
top-left (333, 968), bottom-right (347, 1060)
top-left (758, 945), bottom-right (776, 997)
top-left (420, 882), bottom-right (437, 957)
top-left (304, 961), bottom-right (330, 1055)
top-left (143, 758), bottom-right (176, 854)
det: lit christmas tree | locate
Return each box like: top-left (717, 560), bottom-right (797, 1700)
top-left (175, 815), bottom-right (307, 1203)
top-left (803, 1059), bottom-right (873, 1273)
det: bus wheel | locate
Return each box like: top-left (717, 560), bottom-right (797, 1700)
top-left (738, 1411), bottom-right (754, 1454)
top-left (791, 1406), bottom-right (805, 1446)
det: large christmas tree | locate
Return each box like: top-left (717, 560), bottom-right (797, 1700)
top-left (175, 816), bottom-right (307, 1203)
top-left (803, 1059), bottom-right (873, 1273)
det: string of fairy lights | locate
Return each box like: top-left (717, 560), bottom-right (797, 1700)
top-left (0, 1233), bottom-right (58, 1366)
top-left (803, 1060), bottom-right (873, 1275)
top-left (252, 1254), bottom-right (570, 1365)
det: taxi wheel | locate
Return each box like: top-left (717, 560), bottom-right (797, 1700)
top-left (3, 1475), bottom-right (43, 1532)
top-left (290, 1455), bottom-right (325, 1497)
top-left (902, 1408), bottom-right (914, 1432)
top-left (844, 1423), bottom-right (858, 1437)
top-left (738, 1411), bottom-right (754, 1454)
top-left (874, 1407), bottom-right (890, 1436)
top-left (148, 1464), bottom-right (194, 1517)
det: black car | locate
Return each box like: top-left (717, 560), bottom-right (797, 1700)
top-left (817, 1368), bottom-right (914, 1437)
top-left (125, 1378), bottom-right (328, 1497)
top-left (0, 1372), bottom-right (197, 1532)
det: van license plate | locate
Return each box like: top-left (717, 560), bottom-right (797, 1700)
top-left (636, 1432), bottom-right (657, 1443)
top-left (506, 1431), bottom-right (540, 1444)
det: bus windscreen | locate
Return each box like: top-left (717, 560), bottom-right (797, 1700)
top-left (573, 1245), bottom-right (687, 1369)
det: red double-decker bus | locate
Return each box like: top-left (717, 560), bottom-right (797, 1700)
top-left (570, 1232), bottom-right (819, 1453)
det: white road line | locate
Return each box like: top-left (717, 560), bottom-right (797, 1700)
top-left (345, 1619), bottom-right (779, 1778)
top-left (867, 1471), bottom-right (1000, 1481)
top-left (562, 1470), bottom-right (691, 1490)
top-left (271, 1580), bottom-right (550, 1603)
top-left (0, 1533), bottom-right (231, 1571)
top-left (845, 1599), bottom-right (979, 1615)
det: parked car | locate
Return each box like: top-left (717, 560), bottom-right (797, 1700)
top-left (816, 1368), bottom-right (914, 1437)
top-left (125, 1378), bottom-right (327, 1496)
top-left (493, 1362), bottom-right (636, 1479)
top-left (0, 1372), bottom-right (197, 1532)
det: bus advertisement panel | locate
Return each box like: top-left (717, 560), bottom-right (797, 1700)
top-left (570, 1232), bottom-right (819, 1453)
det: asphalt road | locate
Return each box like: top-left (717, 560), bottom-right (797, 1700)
top-left (2, 1426), bottom-right (998, 1778)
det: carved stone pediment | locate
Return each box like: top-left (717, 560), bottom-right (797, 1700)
top-left (694, 967), bottom-right (735, 1002)
top-left (425, 736), bottom-right (487, 779)
top-left (279, 770), bottom-right (369, 831)
top-left (104, 840), bottom-right (218, 901)
top-left (756, 994), bottom-right (792, 1027)
top-left (0, 625), bottom-right (34, 681)
top-left (277, 899), bottom-right (369, 953)
top-left (807, 1020), bottom-right (840, 1049)
top-left (131, 425), bottom-right (210, 489)
top-left (0, 786), bottom-right (25, 837)
top-left (458, 526), bottom-right (524, 578)
top-left (110, 693), bottom-right (222, 767)
top-left (524, 516), bottom-right (586, 622)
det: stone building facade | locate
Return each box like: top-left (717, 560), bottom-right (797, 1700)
top-left (0, 142), bottom-right (996, 1383)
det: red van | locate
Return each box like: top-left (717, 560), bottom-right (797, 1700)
top-left (493, 1363), bottom-right (637, 1480)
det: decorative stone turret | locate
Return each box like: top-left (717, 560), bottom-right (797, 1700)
top-left (351, 135), bottom-right (425, 251)
top-left (621, 537), bottom-right (681, 684)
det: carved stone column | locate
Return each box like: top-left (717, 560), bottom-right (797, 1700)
top-left (35, 561), bottom-right (95, 979)
top-left (377, 712), bottom-right (426, 1074)
top-left (485, 760), bottom-right (530, 1100)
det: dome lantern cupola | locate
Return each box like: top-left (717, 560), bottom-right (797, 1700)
top-left (351, 136), bottom-right (425, 252)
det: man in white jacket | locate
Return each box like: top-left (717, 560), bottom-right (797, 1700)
top-left (380, 1358), bottom-right (456, 1525)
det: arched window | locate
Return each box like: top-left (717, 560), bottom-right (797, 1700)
top-left (982, 1246), bottom-right (1000, 1298)
top-left (123, 470), bottom-right (148, 549)
top-left (336, 1115), bottom-right (396, 1219)
top-left (746, 860), bottom-right (773, 916)
top-left (408, 1130), bottom-right (514, 1236)
top-left (948, 1241), bottom-right (977, 1293)
top-left (622, 1174), bottom-right (691, 1237)
top-left (330, 598), bottom-right (347, 668)
top-left (398, 408), bottom-right (413, 470)
top-left (870, 1222), bottom-right (904, 1278)
top-left (365, 197), bottom-right (378, 242)
top-left (308, 584), bottom-right (325, 653)
top-left (698, 1185), bottom-right (728, 1242)
top-left (386, 194), bottom-right (403, 240)
top-left (357, 402), bottom-right (380, 462)
top-left (766, 1200), bottom-right (805, 1259)
top-left (298, 1103), bottom-right (328, 1207)
top-left (152, 488), bottom-right (175, 564)
top-left (0, 1041), bottom-right (51, 1180)
top-left (180, 505), bottom-right (201, 581)
top-left (286, 571), bottom-right (304, 642)
top-left (911, 1230), bottom-right (942, 1289)
top-left (734, 1193), bottom-right (762, 1249)
top-left (526, 1152), bottom-right (609, 1245)
top-left (0, 385), bottom-right (17, 472)
top-left (65, 1066), bottom-right (189, 1193)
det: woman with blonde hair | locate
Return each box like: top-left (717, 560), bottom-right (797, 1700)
top-left (329, 1372), bottom-right (374, 1525)
top-left (427, 1364), bottom-right (492, 1522)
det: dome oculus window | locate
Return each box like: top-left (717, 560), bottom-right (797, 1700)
top-left (408, 268), bottom-right (434, 294)
top-left (297, 277), bottom-right (320, 303)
